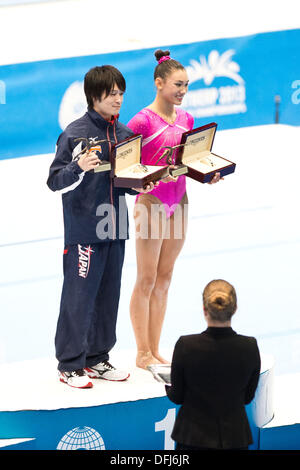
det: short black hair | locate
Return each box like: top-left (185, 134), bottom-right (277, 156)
top-left (84, 65), bottom-right (126, 109)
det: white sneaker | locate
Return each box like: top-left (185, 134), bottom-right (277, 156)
top-left (59, 369), bottom-right (93, 389)
top-left (85, 360), bottom-right (130, 381)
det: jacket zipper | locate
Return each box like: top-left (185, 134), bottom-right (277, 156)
top-left (107, 123), bottom-right (116, 240)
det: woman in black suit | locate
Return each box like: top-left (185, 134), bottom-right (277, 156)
top-left (166, 279), bottom-right (261, 450)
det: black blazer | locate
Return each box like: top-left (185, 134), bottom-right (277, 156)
top-left (166, 327), bottom-right (261, 449)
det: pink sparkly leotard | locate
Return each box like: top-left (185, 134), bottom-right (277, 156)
top-left (127, 108), bottom-right (194, 218)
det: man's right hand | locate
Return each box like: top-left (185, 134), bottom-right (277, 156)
top-left (77, 151), bottom-right (100, 172)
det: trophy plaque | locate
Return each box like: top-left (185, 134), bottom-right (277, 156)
top-left (93, 161), bottom-right (111, 172)
top-left (111, 134), bottom-right (169, 188)
top-left (154, 146), bottom-right (188, 178)
top-left (176, 122), bottom-right (236, 183)
top-left (73, 138), bottom-right (111, 173)
top-left (169, 164), bottom-right (188, 177)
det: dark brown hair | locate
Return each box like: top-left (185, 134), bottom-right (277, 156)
top-left (154, 49), bottom-right (185, 80)
top-left (203, 279), bottom-right (237, 322)
top-left (84, 65), bottom-right (126, 109)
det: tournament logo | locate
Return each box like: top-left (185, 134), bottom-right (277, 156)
top-left (78, 244), bottom-right (94, 278)
top-left (58, 80), bottom-right (86, 130)
top-left (57, 426), bottom-right (105, 450)
top-left (183, 49), bottom-right (246, 118)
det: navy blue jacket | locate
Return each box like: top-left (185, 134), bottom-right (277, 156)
top-left (47, 109), bottom-right (136, 245)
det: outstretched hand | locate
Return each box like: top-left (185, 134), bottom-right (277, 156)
top-left (161, 165), bottom-right (179, 183)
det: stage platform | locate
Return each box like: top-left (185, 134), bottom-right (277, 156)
top-left (260, 372), bottom-right (300, 450)
top-left (0, 351), bottom-right (277, 451)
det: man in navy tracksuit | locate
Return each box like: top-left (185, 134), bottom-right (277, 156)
top-left (47, 66), bottom-right (154, 388)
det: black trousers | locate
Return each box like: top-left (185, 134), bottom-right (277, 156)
top-left (55, 240), bottom-right (125, 371)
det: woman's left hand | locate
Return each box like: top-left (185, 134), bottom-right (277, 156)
top-left (209, 172), bottom-right (223, 184)
top-left (161, 165), bottom-right (178, 183)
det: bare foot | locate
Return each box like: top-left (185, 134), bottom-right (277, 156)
top-left (152, 353), bottom-right (170, 365)
top-left (136, 351), bottom-right (160, 370)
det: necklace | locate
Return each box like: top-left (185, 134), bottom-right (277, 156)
top-left (148, 107), bottom-right (177, 125)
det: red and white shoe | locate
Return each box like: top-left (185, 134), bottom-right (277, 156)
top-left (59, 369), bottom-right (93, 389)
top-left (85, 360), bottom-right (129, 381)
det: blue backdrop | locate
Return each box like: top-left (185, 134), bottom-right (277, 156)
top-left (0, 28), bottom-right (299, 160)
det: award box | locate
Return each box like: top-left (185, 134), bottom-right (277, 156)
top-left (176, 122), bottom-right (236, 183)
top-left (111, 134), bottom-right (168, 188)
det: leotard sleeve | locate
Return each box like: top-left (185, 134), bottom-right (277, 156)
top-left (187, 112), bottom-right (194, 131)
top-left (127, 110), bottom-right (151, 139)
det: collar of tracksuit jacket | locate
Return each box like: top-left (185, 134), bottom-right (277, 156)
top-left (86, 109), bottom-right (121, 164)
top-left (87, 108), bottom-right (119, 125)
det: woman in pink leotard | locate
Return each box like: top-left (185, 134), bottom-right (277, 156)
top-left (130, 105), bottom-right (194, 218)
top-left (128, 49), bottom-right (221, 369)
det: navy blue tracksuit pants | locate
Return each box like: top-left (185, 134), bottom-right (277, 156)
top-left (55, 240), bottom-right (125, 372)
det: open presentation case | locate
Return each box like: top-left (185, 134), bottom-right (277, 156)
top-left (111, 134), bottom-right (168, 188)
top-left (176, 122), bottom-right (236, 183)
